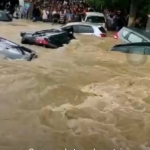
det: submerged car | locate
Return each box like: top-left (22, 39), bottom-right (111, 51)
top-left (110, 42), bottom-right (150, 54)
top-left (81, 12), bottom-right (106, 30)
top-left (0, 38), bottom-right (37, 61)
top-left (113, 27), bottom-right (150, 43)
top-left (20, 27), bottom-right (75, 48)
top-left (61, 22), bottom-right (107, 37)
top-left (0, 10), bottom-right (12, 22)
top-left (110, 42), bottom-right (150, 65)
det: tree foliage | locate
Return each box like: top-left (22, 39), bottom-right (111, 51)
top-left (86, 0), bottom-right (150, 26)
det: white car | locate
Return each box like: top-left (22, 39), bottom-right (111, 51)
top-left (61, 22), bottom-right (107, 37)
top-left (82, 12), bottom-right (107, 30)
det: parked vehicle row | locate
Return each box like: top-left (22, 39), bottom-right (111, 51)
top-left (1, 11), bottom-right (150, 62)
top-left (0, 21), bottom-right (106, 61)
top-left (19, 22), bottom-right (107, 49)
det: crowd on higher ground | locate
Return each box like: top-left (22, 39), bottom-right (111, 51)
top-left (13, 0), bottom-right (95, 23)
top-left (1, 0), bottom-right (145, 30)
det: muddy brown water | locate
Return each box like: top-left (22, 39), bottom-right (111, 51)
top-left (0, 20), bottom-right (150, 150)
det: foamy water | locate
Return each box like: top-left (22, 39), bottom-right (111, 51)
top-left (0, 20), bottom-right (150, 150)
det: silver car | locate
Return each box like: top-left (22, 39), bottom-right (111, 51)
top-left (114, 27), bottom-right (150, 43)
top-left (0, 38), bottom-right (37, 61)
top-left (61, 22), bottom-right (107, 37)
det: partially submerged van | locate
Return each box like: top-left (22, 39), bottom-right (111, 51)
top-left (82, 12), bottom-right (106, 30)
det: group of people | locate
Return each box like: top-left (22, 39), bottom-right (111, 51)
top-left (104, 9), bottom-right (144, 30)
top-left (22, 1), bottom-right (132, 31)
top-left (104, 10), bottom-right (127, 31)
top-left (22, 0), bottom-right (94, 23)
top-left (1, 0), bottom-right (144, 31)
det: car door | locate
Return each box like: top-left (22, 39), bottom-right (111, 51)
top-left (78, 25), bottom-right (94, 35)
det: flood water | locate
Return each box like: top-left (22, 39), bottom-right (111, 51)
top-left (0, 20), bottom-right (150, 150)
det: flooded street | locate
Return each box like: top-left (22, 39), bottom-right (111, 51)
top-left (0, 20), bottom-right (150, 150)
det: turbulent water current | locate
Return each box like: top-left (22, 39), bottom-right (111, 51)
top-left (0, 20), bottom-right (150, 150)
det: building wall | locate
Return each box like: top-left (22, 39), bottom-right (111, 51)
top-left (19, 0), bottom-right (24, 7)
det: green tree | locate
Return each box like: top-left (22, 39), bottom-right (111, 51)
top-left (86, 0), bottom-right (150, 27)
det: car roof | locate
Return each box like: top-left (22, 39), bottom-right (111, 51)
top-left (85, 12), bottom-right (104, 17)
top-left (123, 27), bottom-right (150, 40)
top-left (44, 31), bottom-right (67, 36)
top-left (64, 22), bottom-right (102, 27)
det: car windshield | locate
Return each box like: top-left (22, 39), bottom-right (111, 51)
top-left (86, 16), bottom-right (105, 23)
top-left (0, 39), bottom-right (17, 47)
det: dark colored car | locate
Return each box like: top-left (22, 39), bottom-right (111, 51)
top-left (0, 10), bottom-right (12, 21)
top-left (110, 42), bottom-right (150, 55)
top-left (0, 38), bottom-right (37, 61)
top-left (113, 27), bottom-right (150, 43)
top-left (20, 27), bottom-right (75, 48)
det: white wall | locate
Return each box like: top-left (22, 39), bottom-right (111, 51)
top-left (19, 0), bottom-right (24, 7)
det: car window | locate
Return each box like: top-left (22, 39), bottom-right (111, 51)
top-left (86, 16), bottom-right (105, 23)
top-left (8, 48), bottom-right (22, 55)
top-left (61, 25), bottom-right (79, 33)
top-left (61, 26), bottom-right (71, 30)
top-left (78, 25), bottom-right (94, 33)
top-left (127, 33), bottom-right (143, 42)
top-left (122, 30), bottom-right (129, 37)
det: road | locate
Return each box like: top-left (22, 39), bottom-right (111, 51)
top-left (0, 20), bottom-right (150, 150)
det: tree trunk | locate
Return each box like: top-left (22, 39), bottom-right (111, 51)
top-left (128, 0), bottom-right (137, 27)
top-left (146, 1), bottom-right (150, 32)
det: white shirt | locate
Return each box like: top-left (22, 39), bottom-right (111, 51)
top-left (52, 11), bottom-right (56, 15)
top-left (63, 1), bottom-right (67, 5)
top-left (42, 10), bottom-right (49, 19)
